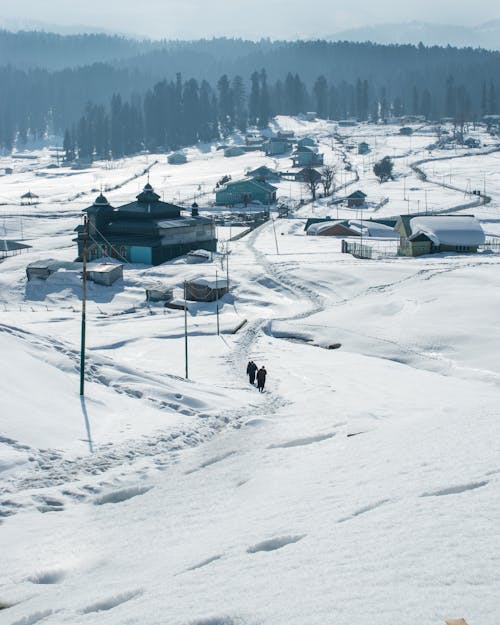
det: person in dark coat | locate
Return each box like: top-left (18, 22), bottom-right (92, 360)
top-left (256, 366), bottom-right (267, 392)
top-left (246, 360), bottom-right (258, 384)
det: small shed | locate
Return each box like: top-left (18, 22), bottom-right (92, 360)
top-left (86, 263), bottom-right (123, 286)
top-left (4, 167), bottom-right (13, 175)
top-left (358, 141), bottom-right (370, 154)
top-left (399, 126), bottom-right (413, 136)
top-left (224, 146), bottom-right (245, 157)
top-left (146, 284), bottom-right (174, 302)
top-left (338, 119), bottom-right (358, 127)
top-left (346, 190), bottom-right (367, 207)
top-left (26, 260), bottom-right (78, 281)
top-left (186, 249), bottom-right (212, 263)
top-left (20, 191), bottom-right (39, 205)
top-left (185, 277), bottom-right (229, 302)
top-left (168, 151), bottom-right (187, 164)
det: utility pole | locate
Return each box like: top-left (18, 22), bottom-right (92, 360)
top-left (184, 280), bottom-right (188, 379)
top-left (226, 244), bottom-right (230, 291)
top-left (215, 270), bottom-right (220, 336)
top-left (80, 216), bottom-right (88, 396)
top-left (272, 218), bottom-right (280, 255)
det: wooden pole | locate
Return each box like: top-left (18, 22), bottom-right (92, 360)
top-left (80, 216), bottom-right (88, 396)
top-left (216, 270), bottom-right (220, 336)
top-left (272, 218), bottom-right (279, 255)
top-left (184, 280), bottom-right (188, 379)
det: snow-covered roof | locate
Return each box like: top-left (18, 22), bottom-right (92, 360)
top-left (307, 220), bottom-right (347, 235)
top-left (409, 216), bottom-right (485, 246)
top-left (348, 220), bottom-right (398, 238)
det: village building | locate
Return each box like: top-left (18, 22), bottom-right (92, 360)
top-left (75, 183), bottom-right (217, 266)
top-left (295, 168), bottom-right (322, 183)
top-left (396, 214), bottom-right (485, 256)
top-left (215, 178), bottom-right (277, 206)
top-left (297, 137), bottom-right (316, 148)
top-left (304, 112), bottom-right (317, 121)
top-left (4, 167), bottom-right (13, 175)
top-left (247, 166), bottom-right (280, 181)
top-left (358, 141), bottom-right (370, 154)
top-left (292, 146), bottom-right (324, 167)
top-left (264, 138), bottom-right (290, 156)
top-left (307, 220), bottom-right (360, 237)
top-left (185, 276), bottom-right (229, 302)
top-left (346, 190), bottom-right (367, 207)
top-left (167, 151), bottom-right (187, 164)
top-left (277, 130), bottom-right (295, 140)
top-left (224, 146), bottom-right (245, 157)
top-left (399, 126), bottom-right (414, 136)
top-left (338, 119), bottom-right (358, 127)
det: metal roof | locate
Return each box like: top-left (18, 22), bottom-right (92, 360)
top-left (0, 239), bottom-right (32, 252)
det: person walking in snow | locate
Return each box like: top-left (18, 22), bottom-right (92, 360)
top-left (246, 360), bottom-right (258, 385)
top-left (256, 366), bottom-right (267, 393)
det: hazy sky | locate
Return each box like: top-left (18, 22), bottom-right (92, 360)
top-left (1, 0), bottom-right (499, 39)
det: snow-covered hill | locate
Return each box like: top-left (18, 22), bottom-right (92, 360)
top-left (1, 118), bottom-right (500, 625)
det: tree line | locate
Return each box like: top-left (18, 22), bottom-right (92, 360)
top-left (1, 34), bottom-right (500, 154)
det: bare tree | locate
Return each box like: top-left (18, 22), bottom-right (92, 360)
top-left (301, 167), bottom-right (322, 201)
top-left (321, 164), bottom-right (336, 196)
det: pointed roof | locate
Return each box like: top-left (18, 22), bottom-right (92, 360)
top-left (94, 192), bottom-right (110, 206)
top-left (137, 182), bottom-right (160, 203)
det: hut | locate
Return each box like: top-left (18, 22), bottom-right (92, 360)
top-left (295, 168), bottom-right (322, 183)
top-left (346, 190), bottom-right (367, 207)
top-left (358, 142), bottom-right (370, 155)
top-left (4, 167), bottom-right (13, 175)
top-left (297, 137), bottom-right (316, 148)
top-left (146, 284), bottom-right (174, 302)
top-left (247, 166), bottom-right (280, 181)
top-left (396, 214), bottom-right (485, 256)
top-left (224, 146), bottom-right (245, 157)
top-left (185, 276), bottom-right (229, 302)
top-left (86, 262), bottom-right (123, 286)
top-left (168, 152), bottom-right (187, 164)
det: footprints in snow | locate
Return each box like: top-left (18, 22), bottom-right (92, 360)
top-left (184, 555), bottom-right (223, 572)
top-left (80, 589), bottom-right (143, 614)
top-left (337, 499), bottom-right (391, 523)
top-left (268, 432), bottom-right (336, 449)
top-left (28, 569), bottom-right (66, 585)
top-left (94, 485), bottom-right (152, 506)
top-left (10, 610), bottom-right (54, 625)
top-left (421, 480), bottom-right (488, 497)
top-left (247, 535), bottom-right (305, 553)
top-left (185, 451), bottom-right (238, 475)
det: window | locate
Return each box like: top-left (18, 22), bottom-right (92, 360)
top-left (120, 246), bottom-right (127, 260)
top-left (101, 244), bottom-right (108, 257)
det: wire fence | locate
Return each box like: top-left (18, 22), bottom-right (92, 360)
top-left (341, 239), bottom-right (399, 259)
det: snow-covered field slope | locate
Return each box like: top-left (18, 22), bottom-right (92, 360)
top-left (1, 118), bottom-right (500, 625)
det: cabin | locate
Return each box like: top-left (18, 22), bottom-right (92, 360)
top-left (215, 178), bottom-right (277, 206)
top-left (297, 137), bottom-right (316, 148)
top-left (4, 167), bottom-right (13, 175)
top-left (264, 138), bottom-right (290, 156)
top-left (168, 151), bottom-right (187, 164)
top-left (399, 126), bottom-right (414, 136)
top-left (292, 147), bottom-right (324, 167)
top-left (247, 166), bottom-right (280, 181)
top-left (346, 190), bottom-right (367, 207)
top-left (307, 220), bottom-right (359, 237)
top-left (338, 119), bottom-right (358, 127)
top-left (396, 214), bottom-right (485, 256)
top-left (277, 130), bottom-right (295, 140)
top-left (358, 142), bottom-right (370, 155)
top-left (464, 137), bottom-right (480, 148)
top-left (75, 183), bottom-right (217, 266)
top-left (295, 168), bottom-right (322, 183)
top-left (224, 146), bottom-right (245, 157)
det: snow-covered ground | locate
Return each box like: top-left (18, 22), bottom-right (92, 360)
top-left (1, 118), bottom-right (500, 625)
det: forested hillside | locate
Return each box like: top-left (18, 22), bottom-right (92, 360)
top-left (1, 32), bottom-right (500, 155)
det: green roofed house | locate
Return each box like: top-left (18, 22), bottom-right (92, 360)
top-left (215, 178), bottom-right (277, 206)
top-left (75, 183), bottom-right (217, 266)
top-left (264, 138), bottom-right (290, 156)
top-left (292, 146), bottom-right (324, 167)
top-left (297, 137), bottom-right (316, 148)
top-left (247, 166), bottom-right (280, 181)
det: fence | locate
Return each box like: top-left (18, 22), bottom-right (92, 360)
top-left (480, 236), bottom-right (500, 252)
top-left (341, 238), bottom-right (399, 260)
